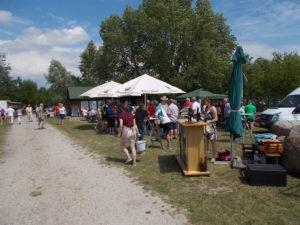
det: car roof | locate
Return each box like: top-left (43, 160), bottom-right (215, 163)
top-left (289, 87), bottom-right (300, 95)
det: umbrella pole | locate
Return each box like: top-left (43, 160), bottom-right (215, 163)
top-left (230, 133), bottom-right (234, 166)
top-left (144, 94), bottom-right (147, 108)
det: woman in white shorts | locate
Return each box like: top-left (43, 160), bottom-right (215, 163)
top-left (118, 102), bottom-right (139, 166)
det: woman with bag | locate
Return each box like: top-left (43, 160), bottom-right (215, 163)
top-left (202, 97), bottom-right (218, 163)
top-left (118, 102), bottom-right (139, 166)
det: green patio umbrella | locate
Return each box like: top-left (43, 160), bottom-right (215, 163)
top-left (177, 88), bottom-right (227, 99)
top-left (226, 46), bottom-right (246, 161)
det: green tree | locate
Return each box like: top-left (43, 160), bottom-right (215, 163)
top-left (98, 0), bottom-right (236, 92)
top-left (79, 40), bottom-right (98, 85)
top-left (17, 79), bottom-right (38, 105)
top-left (0, 54), bottom-right (14, 99)
top-left (45, 59), bottom-right (78, 103)
top-left (243, 53), bottom-right (300, 105)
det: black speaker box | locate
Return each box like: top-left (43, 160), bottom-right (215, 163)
top-left (246, 164), bottom-right (287, 187)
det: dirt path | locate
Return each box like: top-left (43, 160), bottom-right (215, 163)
top-left (0, 120), bottom-right (187, 225)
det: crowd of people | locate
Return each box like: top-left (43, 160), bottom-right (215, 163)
top-left (0, 97), bottom-right (257, 165)
top-left (79, 96), bottom-right (257, 165)
top-left (0, 102), bottom-right (68, 130)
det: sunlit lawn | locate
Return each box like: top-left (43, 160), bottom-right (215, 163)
top-left (48, 118), bottom-right (300, 225)
top-left (0, 122), bottom-right (9, 157)
top-left (0, 123), bottom-right (9, 157)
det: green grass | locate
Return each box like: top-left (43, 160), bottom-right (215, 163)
top-left (48, 118), bottom-right (300, 225)
top-left (0, 123), bottom-right (9, 157)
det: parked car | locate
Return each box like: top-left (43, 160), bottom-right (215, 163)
top-left (260, 87), bottom-right (300, 129)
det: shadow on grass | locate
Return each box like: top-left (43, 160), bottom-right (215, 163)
top-left (105, 156), bottom-right (142, 164)
top-left (105, 156), bottom-right (124, 164)
top-left (279, 183), bottom-right (300, 199)
top-left (74, 124), bottom-right (95, 130)
top-left (158, 155), bottom-right (181, 174)
top-left (217, 139), bottom-right (231, 143)
top-left (238, 169), bottom-right (250, 185)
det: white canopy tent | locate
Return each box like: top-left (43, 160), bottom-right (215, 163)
top-left (115, 74), bottom-right (185, 97)
top-left (80, 81), bottom-right (125, 98)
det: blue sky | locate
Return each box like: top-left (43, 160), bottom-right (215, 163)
top-left (0, 0), bottom-right (299, 86)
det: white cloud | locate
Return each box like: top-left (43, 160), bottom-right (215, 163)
top-left (0, 10), bottom-right (12, 22)
top-left (235, 1), bottom-right (300, 40)
top-left (0, 26), bottom-right (90, 82)
top-left (0, 10), bottom-right (30, 24)
top-left (242, 42), bottom-right (300, 60)
top-left (242, 43), bottom-right (276, 60)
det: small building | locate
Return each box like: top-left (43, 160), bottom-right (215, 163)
top-left (67, 86), bottom-right (94, 117)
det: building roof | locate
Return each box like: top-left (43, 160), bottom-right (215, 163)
top-left (67, 86), bottom-right (94, 100)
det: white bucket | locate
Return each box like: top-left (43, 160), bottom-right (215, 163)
top-left (136, 140), bottom-right (146, 152)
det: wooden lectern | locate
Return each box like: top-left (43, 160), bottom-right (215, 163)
top-left (176, 119), bottom-right (210, 176)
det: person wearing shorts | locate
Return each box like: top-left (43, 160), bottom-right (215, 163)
top-left (168, 99), bottom-right (179, 139)
top-left (58, 103), bottom-right (66, 125)
top-left (245, 100), bottom-right (256, 130)
top-left (155, 97), bottom-right (172, 150)
top-left (118, 102), bottom-right (139, 166)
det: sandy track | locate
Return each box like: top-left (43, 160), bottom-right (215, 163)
top-left (0, 120), bottom-right (187, 225)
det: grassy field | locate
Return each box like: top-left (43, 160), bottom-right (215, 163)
top-left (0, 123), bottom-right (9, 157)
top-left (48, 118), bottom-right (300, 225)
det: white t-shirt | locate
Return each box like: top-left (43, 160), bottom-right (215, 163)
top-left (192, 101), bottom-right (201, 114)
top-left (7, 108), bottom-right (14, 117)
top-left (155, 105), bottom-right (171, 124)
top-left (168, 103), bottom-right (179, 122)
top-left (26, 107), bottom-right (32, 113)
top-left (59, 107), bottom-right (66, 115)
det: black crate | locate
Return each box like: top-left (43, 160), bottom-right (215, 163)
top-left (246, 164), bottom-right (287, 187)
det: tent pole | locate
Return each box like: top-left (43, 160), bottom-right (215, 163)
top-left (144, 94), bottom-right (147, 108)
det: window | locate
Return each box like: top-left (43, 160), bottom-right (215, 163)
top-left (276, 95), bottom-right (300, 108)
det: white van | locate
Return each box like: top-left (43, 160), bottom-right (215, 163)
top-left (260, 87), bottom-right (300, 128)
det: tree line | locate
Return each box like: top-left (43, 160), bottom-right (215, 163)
top-left (1, 0), bottom-right (300, 107)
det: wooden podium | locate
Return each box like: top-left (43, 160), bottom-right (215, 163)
top-left (176, 119), bottom-right (210, 176)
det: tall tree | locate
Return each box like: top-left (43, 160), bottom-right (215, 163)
top-left (45, 59), bottom-right (78, 103)
top-left (0, 54), bottom-right (14, 99)
top-left (79, 41), bottom-right (98, 85)
top-left (99, 0), bottom-right (236, 92)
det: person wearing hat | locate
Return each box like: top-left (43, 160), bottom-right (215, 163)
top-left (155, 99), bottom-right (171, 150)
top-left (160, 96), bottom-right (170, 116)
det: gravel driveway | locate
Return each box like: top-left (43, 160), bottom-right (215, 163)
top-left (0, 120), bottom-right (187, 225)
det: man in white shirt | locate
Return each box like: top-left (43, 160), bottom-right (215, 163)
top-left (7, 105), bottom-right (15, 125)
top-left (191, 97), bottom-right (201, 115)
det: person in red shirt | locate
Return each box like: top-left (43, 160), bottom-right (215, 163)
top-left (182, 98), bottom-right (192, 109)
top-left (118, 102), bottom-right (139, 166)
top-left (147, 101), bottom-right (156, 118)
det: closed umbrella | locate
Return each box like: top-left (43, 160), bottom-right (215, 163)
top-left (226, 46), bottom-right (246, 161)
